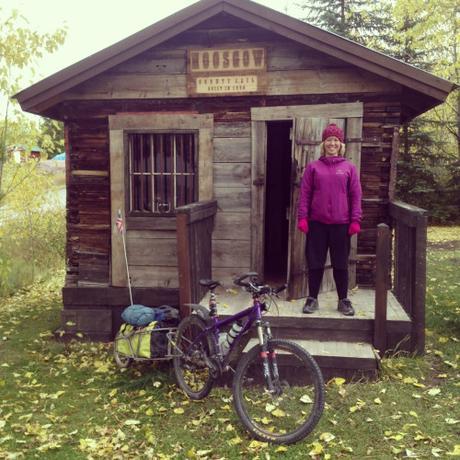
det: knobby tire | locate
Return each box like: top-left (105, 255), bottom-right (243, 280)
top-left (232, 339), bottom-right (325, 444)
top-left (173, 314), bottom-right (215, 400)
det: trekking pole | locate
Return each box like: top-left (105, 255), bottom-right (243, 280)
top-left (117, 209), bottom-right (134, 306)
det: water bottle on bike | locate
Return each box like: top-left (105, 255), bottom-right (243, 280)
top-left (219, 321), bottom-right (243, 356)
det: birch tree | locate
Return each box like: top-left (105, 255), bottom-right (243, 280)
top-left (0, 7), bottom-right (66, 198)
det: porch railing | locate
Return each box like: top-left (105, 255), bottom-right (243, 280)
top-left (389, 200), bottom-right (428, 355)
top-left (176, 200), bottom-right (217, 318)
top-left (374, 223), bottom-right (391, 356)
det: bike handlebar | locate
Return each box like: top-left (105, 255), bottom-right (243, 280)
top-left (273, 284), bottom-right (288, 295)
top-left (233, 272), bottom-right (258, 287)
top-left (233, 272), bottom-right (287, 296)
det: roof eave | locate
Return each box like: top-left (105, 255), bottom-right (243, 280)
top-left (222, 0), bottom-right (454, 102)
top-left (15, 0), bottom-right (456, 115)
top-left (15, 0), bottom-right (222, 111)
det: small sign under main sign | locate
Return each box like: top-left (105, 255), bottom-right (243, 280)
top-left (188, 47), bottom-right (266, 96)
top-left (196, 75), bottom-right (258, 94)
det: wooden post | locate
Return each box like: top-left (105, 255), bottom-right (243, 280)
top-left (176, 200), bottom-right (217, 319)
top-left (374, 223), bottom-right (390, 356)
top-left (412, 213), bottom-right (427, 355)
top-left (176, 212), bottom-right (192, 319)
top-left (388, 127), bottom-right (399, 201)
top-left (251, 120), bottom-right (267, 276)
top-left (390, 200), bottom-right (428, 355)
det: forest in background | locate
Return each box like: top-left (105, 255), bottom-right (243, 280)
top-left (299, 0), bottom-right (459, 222)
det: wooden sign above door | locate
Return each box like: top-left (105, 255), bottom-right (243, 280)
top-left (187, 47), bottom-right (267, 96)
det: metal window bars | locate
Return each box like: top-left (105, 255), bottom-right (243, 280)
top-left (128, 132), bottom-right (197, 214)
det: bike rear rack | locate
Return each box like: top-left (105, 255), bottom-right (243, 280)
top-left (114, 326), bottom-right (179, 363)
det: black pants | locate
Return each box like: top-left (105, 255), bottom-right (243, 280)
top-left (306, 221), bottom-right (350, 299)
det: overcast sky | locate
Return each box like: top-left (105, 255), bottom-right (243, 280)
top-left (8, 0), bottom-right (305, 88)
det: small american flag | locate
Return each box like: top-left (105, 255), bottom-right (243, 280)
top-left (116, 210), bottom-right (124, 233)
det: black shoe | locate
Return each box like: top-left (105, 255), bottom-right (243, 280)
top-left (303, 297), bottom-right (319, 314)
top-left (338, 298), bottom-right (355, 316)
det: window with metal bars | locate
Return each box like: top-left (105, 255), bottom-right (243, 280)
top-left (128, 132), bottom-right (197, 215)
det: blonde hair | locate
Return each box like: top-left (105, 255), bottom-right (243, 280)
top-left (320, 142), bottom-right (346, 157)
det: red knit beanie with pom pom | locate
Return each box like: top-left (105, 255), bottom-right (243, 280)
top-left (322, 124), bottom-right (344, 143)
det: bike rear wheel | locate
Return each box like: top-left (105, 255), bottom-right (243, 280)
top-left (233, 339), bottom-right (325, 444)
top-left (173, 314), bottom-right (215, 400)
top-left (113, 334), bottom-right (133, 368)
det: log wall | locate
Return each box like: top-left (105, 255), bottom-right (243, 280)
top-left (64, 97), bottom-right (400, 289)
top-left (61, 24), bottom-right (402, 292)
top-left (64, 38), bottom-right (398, 102)
top-left (213, 121), bottom-right (252, 283)
top-left (358, 103), bottom-right (401, 285)
top-left (65, 118), bottom-right (111, 287)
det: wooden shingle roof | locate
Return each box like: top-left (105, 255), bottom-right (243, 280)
top-left (15, 0), bottom-right (456, 116)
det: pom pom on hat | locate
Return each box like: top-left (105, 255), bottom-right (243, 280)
top-left (322, 124), bottom-right (344, 143)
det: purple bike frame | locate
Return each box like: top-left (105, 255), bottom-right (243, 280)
top-left (191, 297), bottom-right (264, 367)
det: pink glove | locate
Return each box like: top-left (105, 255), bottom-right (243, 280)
top-left (297, 219), bottom-right (308, 234)
top-left (348, 222), bottom-right (361, 235)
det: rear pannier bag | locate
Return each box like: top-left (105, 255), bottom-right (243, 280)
top-left (116, 322), bottom-right (157, 358)
top-left (116, 318), bottom-right (179, 359)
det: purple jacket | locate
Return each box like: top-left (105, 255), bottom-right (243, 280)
top-left (297, 156), bottom-right (362, 224)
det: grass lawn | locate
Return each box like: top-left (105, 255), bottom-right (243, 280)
top-left (0, 227), bottom-right (459, 459)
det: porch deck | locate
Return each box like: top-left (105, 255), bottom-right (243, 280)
top-left (200, 287), bottom-right (412, 380)
top-left (204, 287), bottom-right (410, 322)
top-left (177, 200), bottom-right (426, 381)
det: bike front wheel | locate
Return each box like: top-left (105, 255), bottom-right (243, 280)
top-left (173, 314), bottom-right (215, 400)
top-left (233, 339), bottom-right (325, 444)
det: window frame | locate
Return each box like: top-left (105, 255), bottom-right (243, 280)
top-left (109, 112), bottom-right (213, 287)
top-left (124, 129), bottom-right (199, 217)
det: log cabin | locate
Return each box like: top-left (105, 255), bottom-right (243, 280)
top-left (15, 0), bottom-right (456, 379)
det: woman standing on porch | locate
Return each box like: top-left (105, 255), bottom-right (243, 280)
top-left (297, 123), bottom-right (362, 316)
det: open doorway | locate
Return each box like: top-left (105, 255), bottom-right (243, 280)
top-left (263, 121), bottom-right (292, 285)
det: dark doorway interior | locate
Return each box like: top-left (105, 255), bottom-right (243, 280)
top-left (264, 121), bottom-right (292, 284)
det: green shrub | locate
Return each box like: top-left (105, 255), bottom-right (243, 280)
top-left (0, 161), bottom-right (65, 296)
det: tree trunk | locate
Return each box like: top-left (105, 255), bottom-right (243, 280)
top-left (0, 98), bottom-right (10, 197)
top-left (340, 0), bottom-right (345, 32)
top-left (403, 123), bottom-right (409, 157)
top-left (455, 11), bottom-right (460, 159)
top-left (455, 64), bottom-right (459, 159)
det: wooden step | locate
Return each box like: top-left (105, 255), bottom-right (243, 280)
top-left (243, 338), bottom-right (379, 381)
top-left (224, 312), bottom-right (410, 345)
top-left (267, 316), bottom-right (374, 343)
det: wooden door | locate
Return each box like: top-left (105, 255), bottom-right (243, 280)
top-left (286, 116), bottom-right (362, 300)
top-left (287, 118), bottom-right (324, 299)
top-left (251, 103), bottom-right (363, 300)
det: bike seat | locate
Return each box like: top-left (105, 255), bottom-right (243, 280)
top-left (199, 279), bottom-right (221, 290)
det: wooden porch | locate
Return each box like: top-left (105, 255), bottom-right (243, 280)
top-left (201, 287), bottom-right (410, 380)
top-left (177, 199), bottom-right (428, 381)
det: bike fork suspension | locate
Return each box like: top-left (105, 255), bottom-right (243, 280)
top-left (265, 323), bottom-right (280, 386)
top-left (257, 321), bottom-right (278, 392)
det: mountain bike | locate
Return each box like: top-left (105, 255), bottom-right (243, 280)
top-left (173, 272), bottom-right (325, 444)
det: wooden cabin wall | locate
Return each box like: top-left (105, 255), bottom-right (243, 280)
top-left (65, 37), bottom-right (399, 101)
top-left (125, 228), bottom-right (179, 288)
top-left (358, 102), bottom-right (400, 286)
top-left (213, 121), bottom-right (252, 283)
top-left (58, 22), bottom-right (402, 290)
top-left (62, 97), bottom-right (399, 289)
top-left (65, 118), bottom-right (111, 287)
